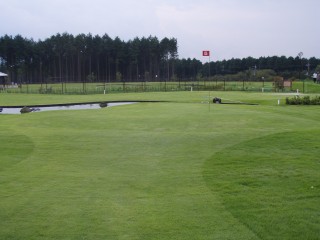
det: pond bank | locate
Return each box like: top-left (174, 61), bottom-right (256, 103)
top-left (0, 101), bottom-right (160, 114)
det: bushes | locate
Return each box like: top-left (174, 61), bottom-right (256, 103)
top-left (286, 95), bottom-right (320, 105)
top-left (20, 106), bottom-right (32, 113)
top-left (99, 102), bottom-right (108, 108)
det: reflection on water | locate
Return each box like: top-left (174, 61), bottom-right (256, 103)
top-left (0, 102), bottom-right (136, 114)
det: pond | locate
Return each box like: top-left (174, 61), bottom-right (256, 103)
top-left (0, 102), bottom-right (137, 114)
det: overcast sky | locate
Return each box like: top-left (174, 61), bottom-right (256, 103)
top-left (1, 0), bottom-right (319, 61)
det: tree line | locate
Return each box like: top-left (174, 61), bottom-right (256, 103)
top-left (0, 33), bottom-right (319, 84)
top-left (0, 33), bottom-right (178, 84)
top-left (201, 55), bottom-right (320, 79)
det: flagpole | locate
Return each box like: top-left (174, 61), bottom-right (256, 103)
top-left (209, 54), bottom-right (211, 81)
top-left (202, 50), bottom-right (211, 87)
top-left (202, 50), bottom-right (212, 88)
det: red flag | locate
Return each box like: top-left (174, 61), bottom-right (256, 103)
top-left (202, 50), bottom-right (210, 56)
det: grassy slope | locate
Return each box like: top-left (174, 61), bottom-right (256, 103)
top-left (1, 91), bottom-right (316, 106)
top-left (0, 92), bottom-right (319, 239)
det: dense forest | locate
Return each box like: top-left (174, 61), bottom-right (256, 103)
top-left (0, 33), bottom-right (319, 84)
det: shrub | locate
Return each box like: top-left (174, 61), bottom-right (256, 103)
top-left (286, 95), bottom-right (320, 105)
top-left (99, 102), bottom-right (108, 108)
top-left (274, 77), bottom-right (284, 91)
top-left (20, 106), bottom-right (32, 114)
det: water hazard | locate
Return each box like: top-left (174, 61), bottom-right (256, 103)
top-left (0, 102), bottom-right (137, 114)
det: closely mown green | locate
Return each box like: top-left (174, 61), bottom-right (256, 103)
top-left (1, 92), bottom-right (319, 239)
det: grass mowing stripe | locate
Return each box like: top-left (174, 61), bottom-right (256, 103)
top-left (203, 130), bottom-right (320, 240)
top-left (1, 92), bottom-right (319, 239)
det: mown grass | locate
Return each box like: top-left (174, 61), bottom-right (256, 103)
top-left (3, 79), bottom-right (320, 95)
top-left (0, 90), bottom-right (313, 106)
top-left (0, 91), bottom-right (319, 239)
top-left (2, 81), bottom-right (274, 94)
top-left (203, 131), bottom-right (320, 239)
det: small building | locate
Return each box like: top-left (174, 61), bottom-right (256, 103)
top-left (0, 72), bottom-right (8, 88)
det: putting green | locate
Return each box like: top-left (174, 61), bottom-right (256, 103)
top-left (203, 130), bottom-right (320, 239)
top-left (0, 132), bottom-right (35, 171)
top-left (0, 92), bottom-right (319, 239)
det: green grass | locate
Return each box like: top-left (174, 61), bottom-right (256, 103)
top-left (292, 80), bottom-right (320, 93)
top-left (0, 92), bottom-right (319, 239)
top-left (4, 79), bottom-right (320, 94)
top-left (203, 131), bottom-right (320, 239)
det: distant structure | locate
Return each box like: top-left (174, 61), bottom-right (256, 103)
top-left (0, 72), bottom-right (8, 88)
top-left (0, 72), bottom-right (8, 86)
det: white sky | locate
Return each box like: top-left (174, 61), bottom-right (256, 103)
top-left (1, 0), bottom-right (319, 61)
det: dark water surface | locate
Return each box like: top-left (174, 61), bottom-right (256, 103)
top-left (0, 102), bottom-right (137, 114)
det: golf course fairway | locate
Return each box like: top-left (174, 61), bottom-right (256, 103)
top-left (0, 92), bottom-right (319, 239)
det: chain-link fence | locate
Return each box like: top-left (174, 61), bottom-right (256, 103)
top-left (1, 79), bottom-right (319, 94)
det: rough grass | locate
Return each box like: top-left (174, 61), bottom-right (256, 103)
top-left (0, 92), bottom-right (319, 239)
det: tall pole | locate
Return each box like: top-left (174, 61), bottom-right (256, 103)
top-left (208, 55), bottom-right (211, 87)
top-left (40, 61), bottom-right (42, 90)
top-left (202, 50), bottom-right (211, 88)
top-left (209, 55), bottom-right (211, 77)
top-left (298, 52), bottom-right (303, 93)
